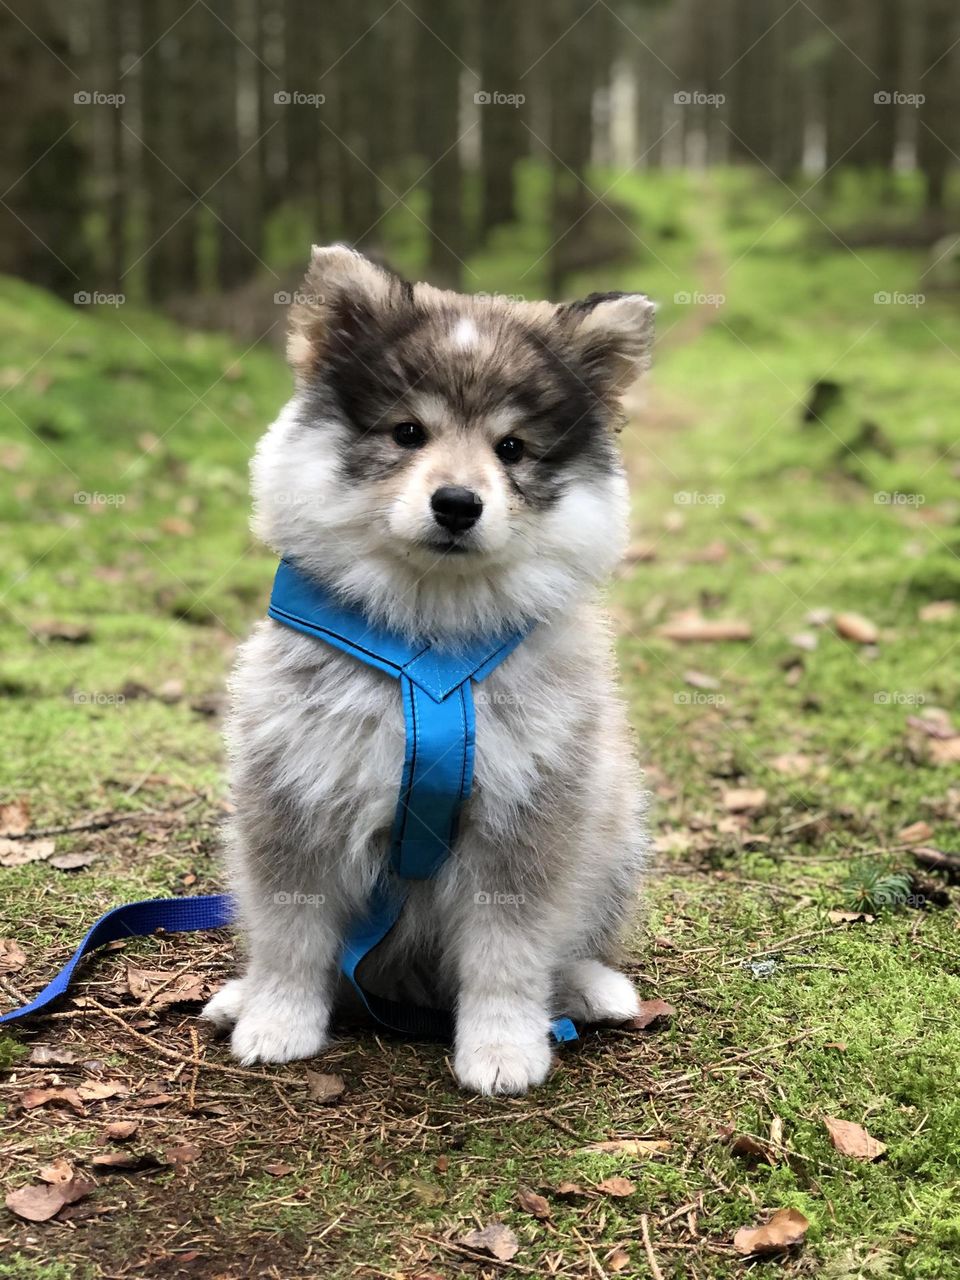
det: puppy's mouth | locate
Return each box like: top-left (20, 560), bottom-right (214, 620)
top-left (423, 536), bottom-right (473, 556)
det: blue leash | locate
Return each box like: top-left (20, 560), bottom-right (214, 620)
top-left (0, 561), bottom-right (577, 1046)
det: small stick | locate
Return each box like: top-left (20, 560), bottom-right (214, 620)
top-left (641, 1215), bottom-right (665, 1280)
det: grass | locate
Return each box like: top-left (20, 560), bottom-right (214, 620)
top-left (1, 168), bottom-right (959, 1279)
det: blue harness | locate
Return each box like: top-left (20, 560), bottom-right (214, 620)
top-left (1, 560), bottom-right (577, 1045)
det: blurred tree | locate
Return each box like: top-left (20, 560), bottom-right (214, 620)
top-left (477, 0), bottom-right (525, 238)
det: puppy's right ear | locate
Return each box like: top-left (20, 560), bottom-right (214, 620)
top-left (286, 245), bottom-right (410, 380)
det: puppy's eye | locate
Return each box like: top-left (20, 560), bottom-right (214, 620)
top-left (393, 421), bottom-right (427, 448)
top-left (495, 436), bottom-right (524, 464)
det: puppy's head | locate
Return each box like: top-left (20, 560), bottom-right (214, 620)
top-left (253, 246), bottom-right (654, 639)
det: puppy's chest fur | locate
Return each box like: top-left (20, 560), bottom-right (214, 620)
top-left (227, 607), bottom-right (613, 886)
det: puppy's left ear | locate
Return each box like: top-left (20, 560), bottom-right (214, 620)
top-left (557, 291), bottom-right (655, 396)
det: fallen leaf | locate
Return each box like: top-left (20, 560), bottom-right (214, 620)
top-left (721, 1129), bottom-right (778, 1166)
top-left (517, 1187), bottom-right (551, 1220)
top-left (688, 539), bottom-right (729, 563)
top-left (49, 850), bottom-right (97, 871)
top-left (624, 540), bottom-right (657, 564)
top-left (0, 938), bottom-right (26, 973)
top-left (265, 1161), bottom-right (295, 1177)
top-left (28, 1045), bottom-right (78, 1067)
top-left (907, 708), bottom-right (956, 739)
top-left (580, 1139), bottom-right (671, 1157)
top-left (39, 1157), bottom-right (76, 1184)
top-left (33, 620), bottom-right (91, 643)
top-left (827, 910), bottom-right (876, 925)
top-left (733, 1207), bottom-right (809, 1256)
top-left (658, 616), bottom-right (753, 643)
top-left (103, 1120), bottom-right (139, 1141)
top-left (684, 670), bottom-right (720, 690)
top-left (164, 1143), bottom-right (200, 1165)
top-left (554, 1181), bottom-right (589, 1198)
top-left (629, 999), bottom-right (675, 1030)
top-left (130, 1092), bottom-right (177, 1108)
top-left (77, 1079), bottom-right (129, 1101)
top-left (723, 788), bottom-right (767, 813)
top-left (897, 821), bottom-right (934, 845)
top-left (929, 738), bottom-right (960, 766)
top-left (919, 601), bottom-right (956, 623)
top-left (607, 1246), bottom-right (631, 1273)
top-left (160, 516), bottom-right (194, 537)
top-left (0, 797), bottom-right (31, 835)
top-left (125, 964), bottom-right (209, 1007)
top-left (304, 1070), bottom-right (346, 1104)
top-left (823, 1116), bottom-right (887, 1161)
top-left (834, 612), bottom-right (878, 644)
top-left (0, 837), bottom-right (55, 867)
top-left (771, 753), bottom-right (812, 776)
top-left (457, 1222), bottom-right (519, 1262)
top-left (5, 1173), bottom-right (94, 1222)
top-left (789, 631), bottom-right (818, 652)
top-left (91, 1151), bottom-right (163, 1172)
top-left (20, 1086), bottom-right (86, 1115)
top-left (597, 1176), bottom-right (635, 1198)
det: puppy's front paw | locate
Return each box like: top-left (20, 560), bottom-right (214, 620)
top-left (557, 959), bottom-right (640, 1025)
top-left (201, 978), bottom-right (247, 1032)
top-left (229, 989), bottom-right (330, 1066)
top-left (454, 1034), bottom-right (553, 1096)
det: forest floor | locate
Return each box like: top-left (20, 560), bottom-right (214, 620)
top-left (1, 171), bottom-right (959, 1280)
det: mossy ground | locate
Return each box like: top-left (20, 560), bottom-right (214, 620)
top-left (1, 170), bottom-right (959, 1278)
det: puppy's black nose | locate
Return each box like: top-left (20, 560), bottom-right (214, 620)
top-left (431, 485), bottom-right (483, 533)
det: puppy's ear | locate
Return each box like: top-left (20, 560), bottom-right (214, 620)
top-left (286, 245), bottom-right (411, 379)
top-left (557, 291), bottom-right (655, 397)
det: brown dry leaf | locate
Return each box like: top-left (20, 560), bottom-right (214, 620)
top-left (265, 1161), bottom-right (295, 1177)
top-left (722, 1129), bottom-right (778, 1166)
top-left (607, 1247), bottom-right (631, 1273)
top-left (828, 910), bottom-right (876, 925)
top-left (125, 964), bottom-right (209, 1007)
top-left (77, 1080), bottom-right (129, 1101)
top-left (624, 541), bottom-right (657, 564)
top-left (91, 1151), bottom-right (163, 1173)
top-left (929, 738), bottom-right (960, 766)
top-left (0, 938), bottom-right (26, 973)
top-left (897, 821), bottom-right (934, 845)
top-left (629, 998), bottom-right (675, 1030)
top-left (164, 1143), bottom-right (200, 1165)
top-left (597, 1176), bottom-right (635, 1198)
top-left (688, 539), bottom-right (729, 564)
top-left (103, 1120), bottom-right (139, 1142)
top-left (919, 601), bottom-right (956, 623)
top-left (733, 1207), bottom-right (809, 1256)
top-left (0, 796), bottom-right (31, 835)
top-left (554, 1181), bottom-right (589, 1199)
top-left (160, 516), bottom-right (194, 537)
top-left (771, 753), bottom-right (812, 777)
top-left (49, 850), bottom-right (97, 871)
top-left (304, 1070), bottom-right (346, 1104)
top-left (5, 1173), bottom-right (95, 1222)
top-left (658, 616), bottom-right (752, 643)
top-left (684, 670), bottom-right (721, 690)
top-left (457, 1222), bottom-right (519, 1262)
top-left (580, 1139), bottom-right (671, 1157)
top-left (834, 612), bottom-right (878, 644)
top-left (20, 1086), bottom-right (86, 1115)
top-left (907, 709), bottom-right (956, 740)
top-left (789, 631), bottom-right (818, 652)
top-left (0, 837), bottom-right (55, 867)
top-left (517, 1187), bottom-right (552, 1220)
top-left (723, 788), bottom-right (767, 813)
top-left (39, 1157), bottom-right (76, 1185)
top-left (29, 1045), bottom-right (79, 1067)
top-left (33, 619), bottom-right (91, 643)
top-left (823, 1116), bottom-right (887, 1161)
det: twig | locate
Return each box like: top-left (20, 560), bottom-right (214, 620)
top-left (572, 1226), bottom-right (608, 1279)
top-left (641, 1215), bottom-right (665, 1280)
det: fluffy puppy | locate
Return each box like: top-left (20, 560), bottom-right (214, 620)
top-left (203, 246), bottom-right (653, 1095)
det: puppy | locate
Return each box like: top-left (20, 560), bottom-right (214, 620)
top-left (203, 246), bottom-right (653, 1095)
